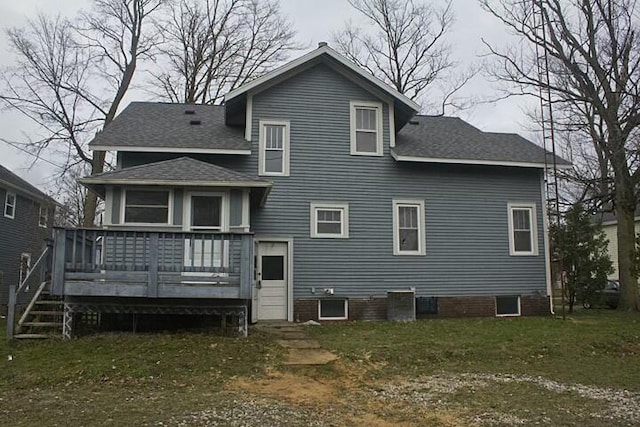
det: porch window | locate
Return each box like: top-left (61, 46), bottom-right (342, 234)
top-left (508, 203), bottom-right (537, 256)
top-left (191, 195), bottom-right (222, 230)
top-left (39, 205), bottom-right (48, 228)
top-left (318, 299), bottom-right (348, 320)
top-left (393, 199), bottom-right (425, 255)
top-left (350, 101), bottom-right (383, 156)
top-left (259, 120), bottom-right (290, 176)
top-left (4, 192), bottom-right (15, 219)
top-left (310, 202), bottom-right (349, 238)
top-left (124, 190), bottom-right (170, 224)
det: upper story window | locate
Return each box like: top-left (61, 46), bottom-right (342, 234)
top-left (38, 205), bottom-right (48, 228)
top-left (393, 199), bottom-right (425, 255)
top-left (310, 202), bottom-right (349, 238)
top-left (4, 192), bottom-right (16, 219)
top-left (508, 203), bottom-right (538, 256)
top-left (350, 101), bottom-right (383, 156)
top-left (123, 189), bottom-right (170, 224)
top-left (259, 120), bottom-right (290, 176)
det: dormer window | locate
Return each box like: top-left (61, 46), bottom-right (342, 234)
top-left (350, 101), bottom-right (383, 156)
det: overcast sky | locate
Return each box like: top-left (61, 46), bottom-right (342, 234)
top-left (0, 0), bottom-right (535, 193)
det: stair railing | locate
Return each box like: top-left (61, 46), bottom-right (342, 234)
top-left (7, 241), bottom-right (53, 340)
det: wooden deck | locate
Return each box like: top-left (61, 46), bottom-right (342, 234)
top-left (50, 228), bottom-right (254, 300)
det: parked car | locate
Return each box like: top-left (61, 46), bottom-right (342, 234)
top-left (582, 280), bottom-right (620, 309)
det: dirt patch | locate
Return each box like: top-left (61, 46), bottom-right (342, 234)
top-left (231, 371), bottom-right (338, 405)
top-left (283, 348), bottom-right (338, 365)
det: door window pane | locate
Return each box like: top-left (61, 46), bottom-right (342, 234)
top-left (262, 255), bottom-right (284, 280)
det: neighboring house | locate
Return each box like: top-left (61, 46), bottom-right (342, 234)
top-left (0, 165), bottom-right (56, 314)
top-left (48, 44), bottom-right (570, 336)
top-left (595, 210), bottom-right (640, 280)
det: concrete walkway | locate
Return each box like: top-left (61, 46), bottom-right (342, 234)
top-left (253, 322), bottom-right (338, 366)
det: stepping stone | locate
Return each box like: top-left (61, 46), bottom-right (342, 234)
top-left (283, 348), bottom-right (338, 366)
top-left (276, 339), bottom-right (321, 349)
top-left (281, 331), bottom-right (308, 340)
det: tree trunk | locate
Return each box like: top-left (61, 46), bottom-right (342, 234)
top-left (616, 203), bottom-right (639, 310)
top-left (82, 150), bottom-right (106, 227)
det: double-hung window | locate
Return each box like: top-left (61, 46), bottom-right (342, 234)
top-left (123, 189), bottom-right (170, 224)
top-left (39, 205), bottom-right (48, 227)
top-left (508, 203), bottom-right (538, 256)
top-left (310, 203), bottom-right (349, 238)
top-left (259, 120), bottom-right (290, 176)
top-left (350, 101), bottom-right (383, 156)
top-left (393, 199), bottom-right (425, 255)
top-left (4, 192), bottom-right (16, 219)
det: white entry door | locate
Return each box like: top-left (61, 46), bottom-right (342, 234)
top-left (256, 242), bottom-right (288, 320)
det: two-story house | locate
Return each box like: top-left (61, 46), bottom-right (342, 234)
top-left (45, 44), bottom-right (569, 337)
top-left (0, 164), bottom-right (56, 314)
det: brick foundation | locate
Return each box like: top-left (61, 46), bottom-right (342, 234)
top-left (294, 295), bottom-right (551, 321)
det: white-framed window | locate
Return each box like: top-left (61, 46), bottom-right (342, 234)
top-left (4, 192), bottom-right (16, 219)
top-left (496, 295), bottom-right (521, 317)
top-left (318, 299), bottom-right (348, 320)
top-left (122, 189), bottom-right (171, 225)
top-left (310, 202), bottom-right (349, 238)
top-left (259, 120), bottom-right (290, 176)
top-left (508, 203), bottom-right (538, 256)
top-left (19, 253), bottom-right (31, 285)
top-left (38, 205), bottom-right (48, 228)
top-left (350, 101), bottom-right (383, 156)
top-left (392, 199), bottom-right (425, 255)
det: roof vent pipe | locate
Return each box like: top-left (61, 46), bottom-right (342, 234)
top-left (318, 41), bottom-right (328, 48)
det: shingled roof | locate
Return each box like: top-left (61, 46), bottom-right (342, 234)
top-left (80, 157), bottom-right (271, 205)
top-left (0, 164), bottom-right (55, 203)
top-left (89, 103), bottom-right (249, 153)
top-left (393, 116), bottom-right (571, 168)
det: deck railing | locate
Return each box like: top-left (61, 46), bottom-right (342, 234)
top-left (51, 228), bottom-right (254, 300)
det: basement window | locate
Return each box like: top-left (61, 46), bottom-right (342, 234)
top-left (318, 299), bottom-right (348, 320)
top-left (416, 297), bottom-right (438, 318)
top-left (496, 295), bottom-right (521, 317)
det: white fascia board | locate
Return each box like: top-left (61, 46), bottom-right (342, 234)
top-left (90, 145), bottom-right (251, 155)
top-left (79, 179), bottom-right (272, 188)
top-left (224, 45), bottom-right (421, 112)
top-left (390, 150), bottom-right (573, 170)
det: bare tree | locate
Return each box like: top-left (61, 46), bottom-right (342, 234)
top-left (0, 0), bottom-right (163, 227)
top-left (333, 0), bottom-right (475, 114)
top-left (151, 0), bottom-right (299, 104)
top-left (482, 0), bottom-right (640, 310)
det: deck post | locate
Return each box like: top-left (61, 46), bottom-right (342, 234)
top-left (147, 233), bottom-right (159, 298)
top-left (51, 228), bottom-right (67, 296)
top-left (6, 283), bottom-right (16, 340)
top-left (239, 234), bottom-right (253, 299)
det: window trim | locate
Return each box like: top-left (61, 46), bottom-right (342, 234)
top-left (350, 100), bottom-right (383, 156)
top-left (121, 188), bottom-right (173, 226)
top-left (183, 191), bottom-right (229, 232)
top-left (259, 120), bottom-right (290, 176)
top-left (310, 202), bottom-right (349, 239)
top-left (4, 191), bottom-right (16, 219)
top-left (318, 299), bottom-right (349, 320)
top-left (38, 205), bottom-right (48, 228)
top-left (507, 203), bottom-right (538, 256)
top-left (495, 295), bottom-right (522, 317)
top-left (392, 199), bottom-right (426, 256)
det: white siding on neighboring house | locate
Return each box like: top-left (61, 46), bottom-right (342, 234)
top-left (602, 220), bottom-right (640, 280)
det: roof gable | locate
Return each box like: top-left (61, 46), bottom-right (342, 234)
top-left (0, 164), bottom-right (55, 203)
top-left (224, 44), bottom-right (421, 121)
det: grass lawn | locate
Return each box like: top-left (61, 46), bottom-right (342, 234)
top-left (1, 310), bottom-right (639, 426)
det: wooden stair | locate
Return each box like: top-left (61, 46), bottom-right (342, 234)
top-left (14, 289), bottom-right (63, 339)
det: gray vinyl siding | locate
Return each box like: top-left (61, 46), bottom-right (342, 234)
top-left (230, 190), bottom-right (243, 227)
top-left (0, 186), bottom-right (53, 312)
top-left (233, 64), bottom-right (546, 299)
